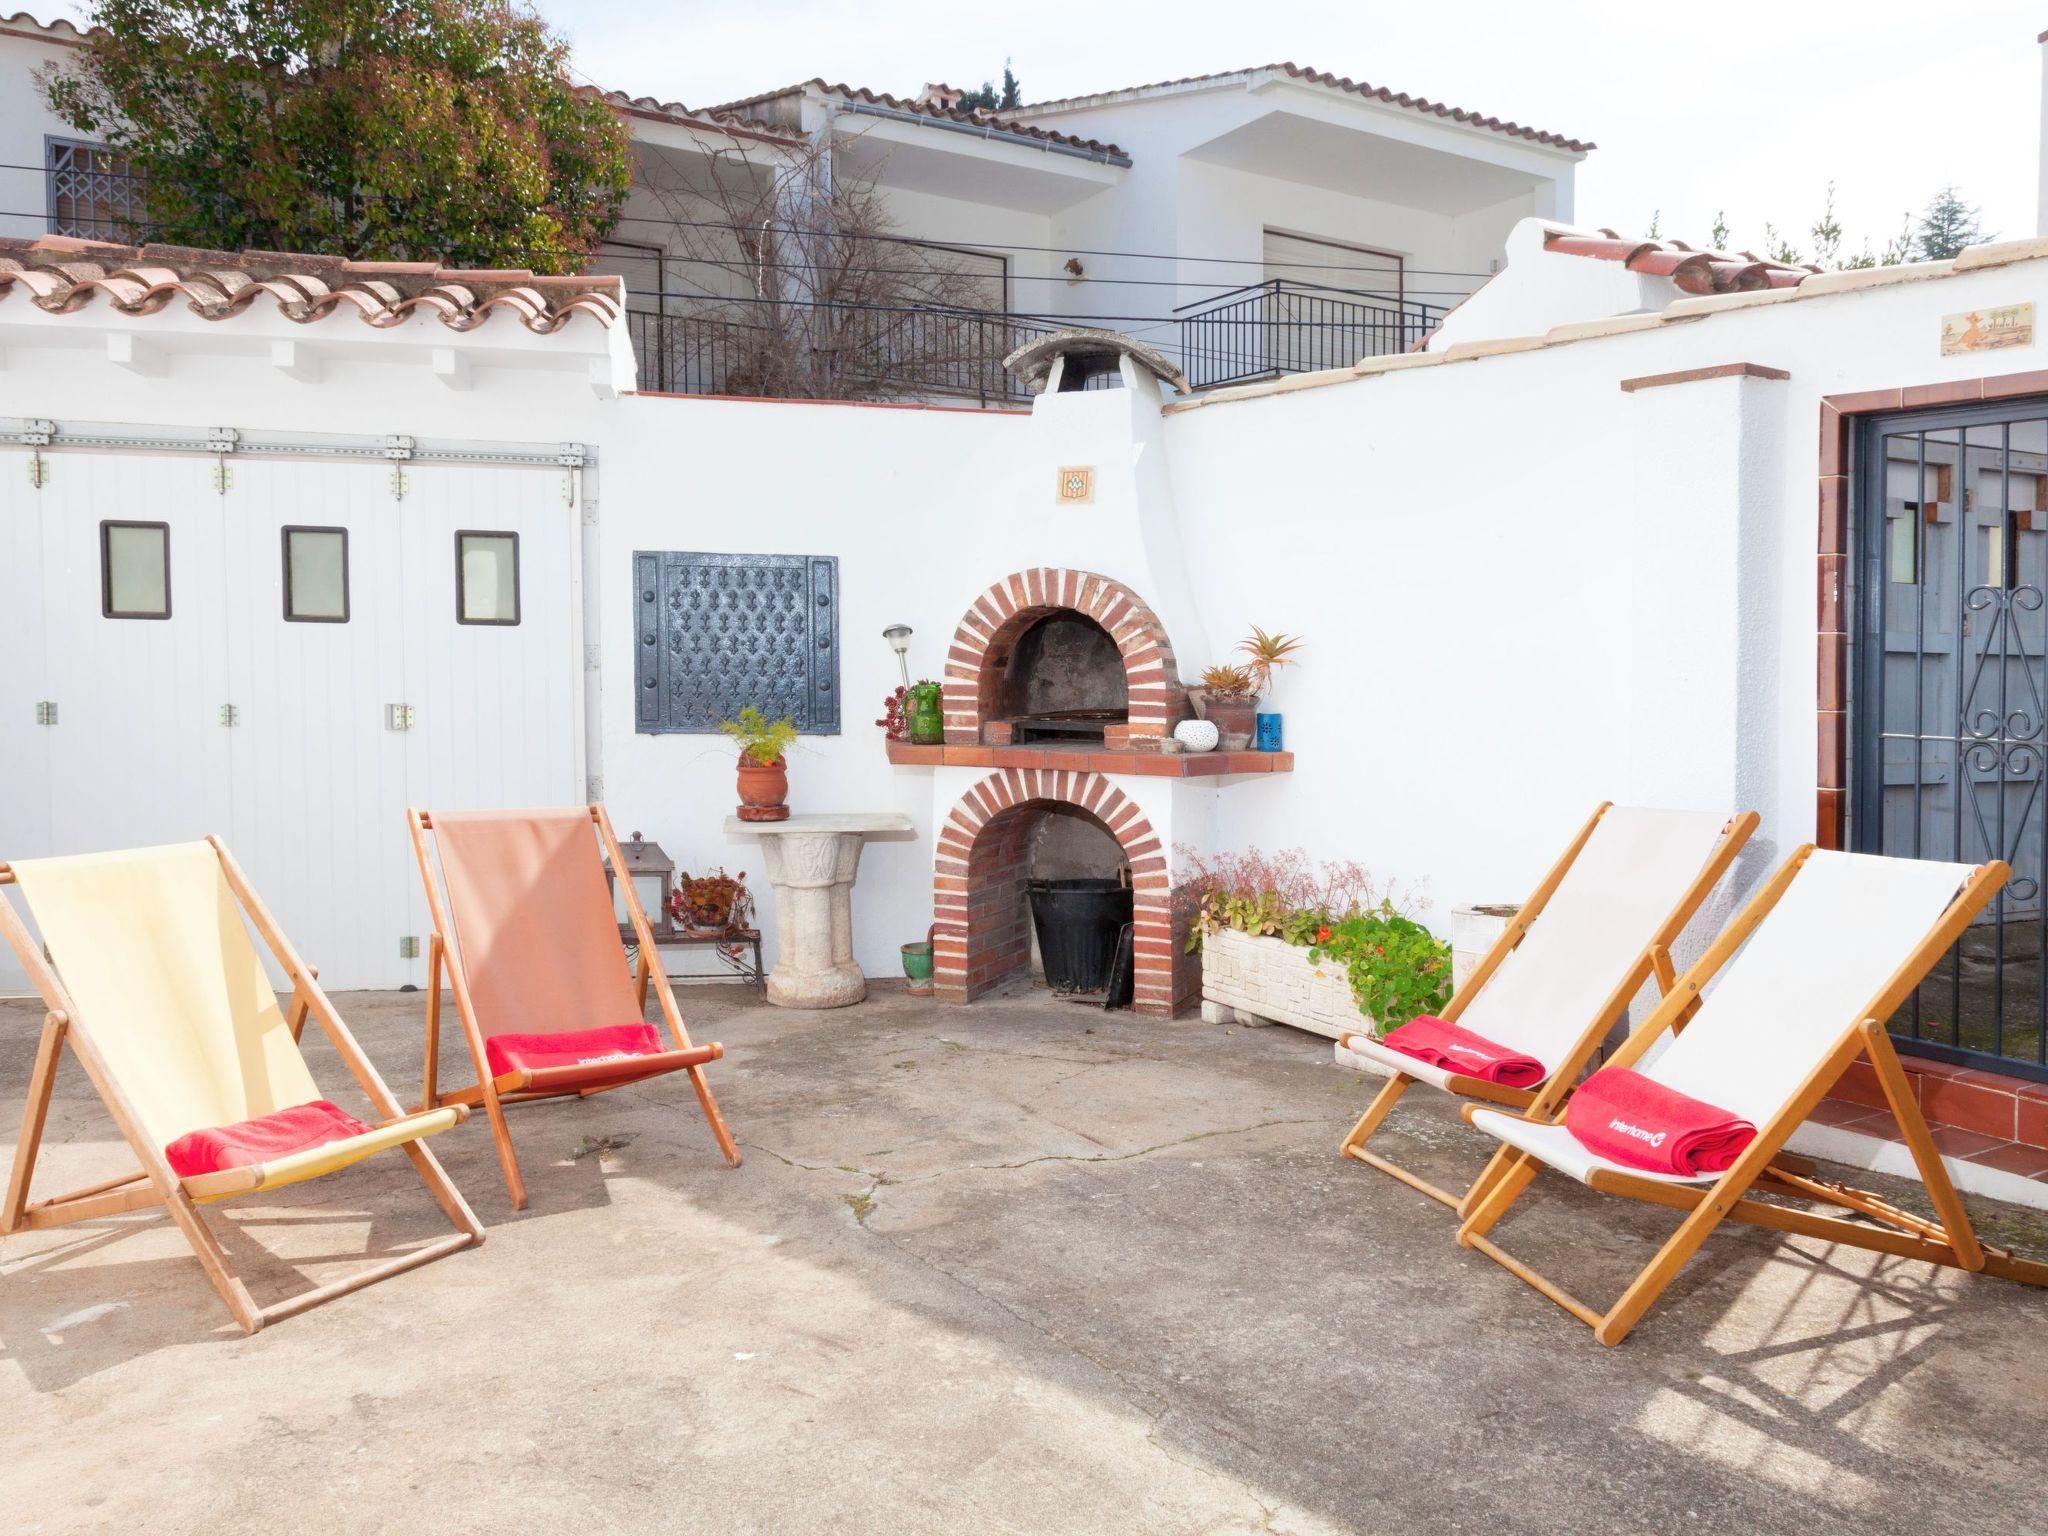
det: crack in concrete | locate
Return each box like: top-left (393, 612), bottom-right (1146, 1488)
top-left (739, 1108), bottom-right (1324, 1528)
top-left (741, 1117), bottom-right (1316, 1194)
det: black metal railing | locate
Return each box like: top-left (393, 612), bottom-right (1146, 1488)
top-left (1174, 280), bottom-right (1447, 390)
top-left (626, 301), bottom-right (1059, 405)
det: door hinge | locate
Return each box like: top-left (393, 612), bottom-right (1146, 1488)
top-left (385, 703), bottom-right (416, 731)
top-left (398, 935), bottom-right (419, 959)
top-left (34, 700), bottom-right (57, 725)
top-left (26, 452), bottom-right (48, 488)
top-left (388, 465), bottom-right (408, 501)
top-left (210, 460), bottom-right (233, 495)
top-left (218, 703), bottom-right (240, 727)
top-left (586, 773), bottom-right (604, 801)
top-left (582, 498), bottom-right (599, 526)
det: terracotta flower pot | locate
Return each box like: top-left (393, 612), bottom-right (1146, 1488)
top-left (1203, 697), bottom-right (1258, 751)
top-left (735, 754), bottom-right (790, 822)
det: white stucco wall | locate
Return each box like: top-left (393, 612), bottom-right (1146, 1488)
top-left (0, 21), bottom-right (90, 243)
top-left (1164, 247), bottom-right (2048, 941)
top-left (10, 236), bottom-right (2048, 991)
top-left (1029, 76), bottom-right (1580, 357)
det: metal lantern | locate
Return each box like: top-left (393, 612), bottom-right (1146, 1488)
top-left (609, 830), bottom-right (676, 941)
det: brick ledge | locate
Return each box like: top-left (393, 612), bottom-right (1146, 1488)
top-left (887, 740), bottom-right (1292, 777)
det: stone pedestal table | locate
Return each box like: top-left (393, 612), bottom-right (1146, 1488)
top-left (725, 813), bottom-right (913, 1008)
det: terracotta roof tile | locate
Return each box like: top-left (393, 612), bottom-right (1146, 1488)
top-left (0, 235), bottom-right (623, 333)
top-left (1543, 228), bottom-right (1819, 294)
top-left (0, 9), bottom-right (95, 43)
top-left (576, 85), bottom-right (805, 146)
top-left (714, 79), bottom-right (1128, 159)
top-left (1017, 63), bottom-right (1592, 153)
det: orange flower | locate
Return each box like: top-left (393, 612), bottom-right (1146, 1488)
top-left (1316, 925), bottom-right (1332, 943)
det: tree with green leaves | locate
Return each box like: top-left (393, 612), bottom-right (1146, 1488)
top-left (957, 62), bottom-right (1022, 112)
top-left (1688, 183), bottom-right (1965, 270)
top-left (40, 0), bottom-right (632, 273)
top-left (1913, 184), bottom-right (1989, 261)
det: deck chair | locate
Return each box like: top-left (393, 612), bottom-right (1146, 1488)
top-left (1337, 803), bottom-right (1758, 1212)
top-left (1457, 846), bottom-right (2048, 1345)
top-left (408, 805), bottom-right (740, 1208)
top-left (0, 840), bottom-right (482, 1334)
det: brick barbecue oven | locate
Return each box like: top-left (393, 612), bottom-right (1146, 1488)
top-left (889, 329), bottom-right (1292, 1017)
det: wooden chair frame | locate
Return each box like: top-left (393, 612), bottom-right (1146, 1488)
top-left (0, 838), bottom-right (484, 1335)
top-left (408, 804), bottom-right (741, 1209)
top-left (1339, 804), bottom-right (1760, 1214)
top-left (1454, 846), bottom-right (2048, 1345)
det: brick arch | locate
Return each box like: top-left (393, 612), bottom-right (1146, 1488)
top-left (932, 767), bottom-right (1182, 1016)
top-left (942, 568), bottom-right (1182, 747)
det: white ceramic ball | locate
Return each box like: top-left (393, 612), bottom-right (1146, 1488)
top-left (1174, 719), bottom-right (1221, 753)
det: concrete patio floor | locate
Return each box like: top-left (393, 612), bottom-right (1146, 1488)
top-left (3, 982), bottom-right (2047, 1536)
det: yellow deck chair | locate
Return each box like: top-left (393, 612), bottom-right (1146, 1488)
top-left (0, 839), bottom-right (483, 1334)
top-left (1457, 846), bottom-right (2048, 1345)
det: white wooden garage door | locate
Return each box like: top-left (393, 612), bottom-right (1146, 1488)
top-left (0, 449), bottom-right (582, 992)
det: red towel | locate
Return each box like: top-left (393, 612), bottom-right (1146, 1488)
top-left (1565, 1067), bottom-right (1757, 1177)
top-left (164, 1100), bottom-right (371, 1178)
top-left (1378, 1015), bottom-right (1545, 1088)
top-left (484, 1022), bottom-right (663, 1079)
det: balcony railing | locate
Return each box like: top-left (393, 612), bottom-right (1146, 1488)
top-left (1174, 280), bottom-right (1448, 391)
top-left (625, 301), bottom-right (1060, 405)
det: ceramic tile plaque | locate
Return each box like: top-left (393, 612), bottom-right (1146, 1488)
top-left (1056, 466), bottom-right (1095, 504)
top-left (1941, 303), bottom-right (2033, 356)
top-left (633, 551), bottom-right (840, 735)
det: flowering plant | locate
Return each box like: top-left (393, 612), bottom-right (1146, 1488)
top-left (1308, 905), bottom-right (1451, 1031)
top-left (876, 684), bottom-right (909, 741)
top-left (670, 867), bottom-right (755, 935)
top-left (1176, 845), bottom-right (1446, 1030)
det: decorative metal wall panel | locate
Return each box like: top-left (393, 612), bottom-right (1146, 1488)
top-left (634, 551), bottom-right (839, 735)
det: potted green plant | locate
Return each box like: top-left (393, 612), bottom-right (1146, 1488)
top-left (720, 706), bottom-right (799, 822)
top-left (1199, 663), bottom-right (1259, 750)
top-left (1238, 626), bottom-right (1303, 750)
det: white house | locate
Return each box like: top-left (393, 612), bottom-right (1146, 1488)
top-left (0, 15), bottom-right (1589, 396)
top-left (6, 13), bottom-right (2048, 1189)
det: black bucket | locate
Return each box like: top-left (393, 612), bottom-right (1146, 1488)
top-left (1028, 877), bottom-right (1135, 992)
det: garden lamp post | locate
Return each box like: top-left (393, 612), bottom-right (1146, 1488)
top-left (882, 624), bottom-right (913, 688)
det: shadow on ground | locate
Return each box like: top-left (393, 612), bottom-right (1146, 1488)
top-left (3, 983), bottom-right (2045, 1535)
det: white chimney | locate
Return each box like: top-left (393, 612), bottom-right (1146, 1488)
top-left (2039, 29), bottom-right (2048, 235)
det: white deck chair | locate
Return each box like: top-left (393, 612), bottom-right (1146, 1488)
top-left (1458, 845), bottom-right (2048, 1345)
top-left (1337, 803), bottom-right (1757, 1211)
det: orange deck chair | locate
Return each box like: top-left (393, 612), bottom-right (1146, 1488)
top-left (408, 805), bottom-right (741, 1208)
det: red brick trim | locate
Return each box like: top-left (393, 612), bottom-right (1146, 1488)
top-left (1618, 361), bottom-right (1789, 392)
top-left (932, 767), bottom-right (1189, 1017)
top-left (1824, 1053), bottom-right (2048, 1154)
top-left (941, 568), bottom-right (1184, 747)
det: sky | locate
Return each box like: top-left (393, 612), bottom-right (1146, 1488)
top-left (541, 0), bottom-right (2044, 261)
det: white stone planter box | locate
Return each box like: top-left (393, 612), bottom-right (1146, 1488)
top-left (1450, 903), bottom-right (1518, 991)
top-left (1198, 926), bottom-right (1370, 1041)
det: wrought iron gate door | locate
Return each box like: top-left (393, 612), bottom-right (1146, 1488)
top-left (1852, 400), bottom-right (2048, 1081)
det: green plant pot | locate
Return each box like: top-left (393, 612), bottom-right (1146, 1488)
top-left (906, 682), bottom-right (944, 746)
top-left (901, 939), bottom-right (935, 994)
